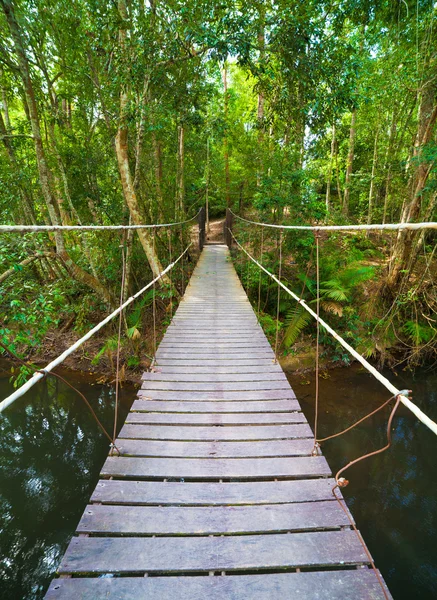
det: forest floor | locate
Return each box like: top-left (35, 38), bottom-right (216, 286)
top-left (205, 219), bottom-right (225, 243)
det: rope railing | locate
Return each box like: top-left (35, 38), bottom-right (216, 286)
top-left (228, 228), bottom-right (437, 437)
top-left (0, 211), bottom-right (201, 233)
top-left (0, 242), bottom-right (192, 414)
top-left (230, 209), bottom-right (437, 232)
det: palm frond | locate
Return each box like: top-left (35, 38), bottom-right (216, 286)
top-left (283, 306), bottom-right (313, 347)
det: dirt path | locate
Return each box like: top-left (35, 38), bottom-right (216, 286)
top-left (206, 218), bottom-right (224, 243)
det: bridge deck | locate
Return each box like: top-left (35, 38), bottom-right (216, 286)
top-left (45, 245), bottom-right (391, 599)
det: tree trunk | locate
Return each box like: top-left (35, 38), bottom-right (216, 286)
top-left (1, 0), bottom-right (114, 306)
top-left (325, 123), bottom-right (335, 213)
top-left (387, 81), bottom-right (437, 289)
top-left (205, 136), bottom-right (210, 232)
top-left (256, 6), bottom-right (265, 188)
top-left (343, 109), bottom-right (357, 217)
top-left (223, 64), bottom-right (230, 208)
top-left (367, 125), bottom-right (379, 225)
top-left (0, 108), bottom-right (36, 224)
top-left (115, 0), bottom-right (169, 284)
top-left (176, 123), bottom-right (185, 218)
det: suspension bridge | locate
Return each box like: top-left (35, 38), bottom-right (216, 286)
top-left (1, 210), bottom-right (437, 599)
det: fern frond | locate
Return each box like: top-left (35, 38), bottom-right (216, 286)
top-left (321, 301), bottom-right (343, 316)
top-left (283, 306), bottom-right (313, 347)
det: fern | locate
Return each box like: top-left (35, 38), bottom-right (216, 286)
top-left (403, 321), bottom-right (436, 345)
top-left (283, 306), bottom-right (313, 347)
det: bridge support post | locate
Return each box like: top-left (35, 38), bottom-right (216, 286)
top-left (224, 208), bottom-right (233, 248)
top-left (198, 206), bottom-right (206, 251)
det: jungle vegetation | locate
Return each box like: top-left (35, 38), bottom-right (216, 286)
top-left (0, 0), bottom-right (436, 371)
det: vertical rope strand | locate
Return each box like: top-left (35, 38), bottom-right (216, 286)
top-left (246, 231), bottom-right (251, 293)
top-left (313, 231), bottom-right (321, 454)
top-left (257, 227), bottom-right (264, 317)
top-left (168, 228), bottom-right (173, 317)
top-left (152, 226), bottom-right (157, 364)
top-left (112, 239), bottom-right (127, 454)
top-left (274, 229), bottom-right (283, 363)
top-left (180, 223), bottom-right (185, 293)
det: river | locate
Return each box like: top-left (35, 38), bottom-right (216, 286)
top-left (0, 361), bottom-right (436, 599)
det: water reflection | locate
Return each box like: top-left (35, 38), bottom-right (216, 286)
top-left (0, 364), bottom-right (136, 599)
top-left (287, 365), bottom-right (437, 600)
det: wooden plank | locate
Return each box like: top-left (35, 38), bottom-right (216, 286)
top-left (76, 501), bottom-right (352, 535)
top-left (100, 456), bottom-right (330, 479)
top-left (57, 530), bottom-right (369, 574)
top-left (147, 365), bottom-right (284, 374)
top-left (154, 359), bottom-right (279, 367)
top-left (137, 390), bottom-right (296, 401)
top-left (141, 372), bottom-right (288, 382)
top-left (158, 343), bottom-right (272, 350)
top-left (126, 413), bottom-right (306, 426)
top-left (45, 570), bottom-right (391, 600)
top-left (131, 399), bottom-right (300, 413)
top-left (118, 423), bottom-right (313, 441)
top-left (90, 478), bottom-right (337, 505)
top-left (114, 438), bottom-right (314, 458)
top-left (140, 381), bottom-right (291, 391)
top-left (156, 352), bottom-right (274, 359)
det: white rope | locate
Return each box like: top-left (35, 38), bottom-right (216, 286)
top-left (229, 230), bottom-right (437, 436)
top-left (0, 212), bottom-right (200, 233)
top-left (230, 210), bottom-right (437, 232)
top-left (0, 243), bottom-right (192, 413)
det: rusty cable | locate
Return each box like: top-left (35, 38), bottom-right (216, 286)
top-left (334, 394), bottom-right (403, 486)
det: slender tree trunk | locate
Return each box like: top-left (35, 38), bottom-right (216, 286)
top-left (115, 0), bottom-right (169, 284)
top-left (0, 72), bottom-right (11, 131)
top-left (382, 108), bottom-right (397, 224)
top-left (343, 109), bottom-right (357, 217)
top-left (0, 109), bottom-right (36, 223)
top-left (223, 64), bottom-right (230, 207)
top-left (256, 5), bottom-right (265, 187)
top-left (367, 125), bottom-right (380, 225)
top-left (325, 123), bottom-right (335, 213)
top-left (176, 123), bottom-right (185, 218)
top-left (1, 0), bottom-right (114, 305)
top-left (387, 81), bottom-right (437, 289)
top-left (205, 136), bottom-right (210, 232)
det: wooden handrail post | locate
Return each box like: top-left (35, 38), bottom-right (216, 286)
top-left (224, 208), bottom-right (233, 248)
top-left (198, 206), bottom-right (206, 251)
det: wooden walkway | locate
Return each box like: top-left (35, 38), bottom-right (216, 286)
top-left (45, 245), bottom-right (391, 599)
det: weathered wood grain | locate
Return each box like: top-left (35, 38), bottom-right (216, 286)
top-left (45, 570), bottom-right (391, 600)
top-left (137, 390), bottom-right (296, 401)
top-left (131, 399), bottom-right (300, 413)
top-left (141, 373), bottom-right (288, 382)
top-left (118, 423), bottom-right (313, 441)
top-left (125, 412), bottom-right (306, 426)
top-left (58, 530), bottom-right (369, 574)
top-left (140, 380), bottom-right (291, 391)
top-left (114, 438), bottom-right (314, 458)
top-left (90, 478), bottom-right (337, 505)
top-left (100, 455), bottom-right (330, 479)
top-left (76, 501), bottom-right (352, 535)
top-left (145, 365), bottom-right (284, 374)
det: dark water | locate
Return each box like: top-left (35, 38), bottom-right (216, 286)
top-left (287, 364), bottom-right (437, 600)
top-left (0, 362), bottom-right (136, 599)
top-left (0, 359), bottom-right (435, 599)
